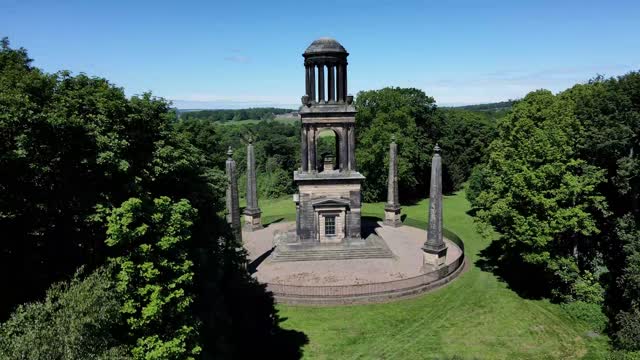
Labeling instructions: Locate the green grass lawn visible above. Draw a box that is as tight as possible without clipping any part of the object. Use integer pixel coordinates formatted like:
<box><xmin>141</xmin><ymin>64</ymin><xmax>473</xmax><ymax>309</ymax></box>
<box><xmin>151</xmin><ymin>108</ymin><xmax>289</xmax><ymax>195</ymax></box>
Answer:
<box><xmin>259</xmin><ymin>191</ymin><xmax>611</xmax><ymax>359</ymax></box>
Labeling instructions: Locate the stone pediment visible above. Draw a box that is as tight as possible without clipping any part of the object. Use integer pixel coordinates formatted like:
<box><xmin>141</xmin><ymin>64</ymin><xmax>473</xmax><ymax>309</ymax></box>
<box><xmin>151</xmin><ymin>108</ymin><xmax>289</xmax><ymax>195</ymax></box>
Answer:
<box><xmin>311</xmin><ymin>198</ymin><xmax>351</xmax><ymax>208</ymax></box>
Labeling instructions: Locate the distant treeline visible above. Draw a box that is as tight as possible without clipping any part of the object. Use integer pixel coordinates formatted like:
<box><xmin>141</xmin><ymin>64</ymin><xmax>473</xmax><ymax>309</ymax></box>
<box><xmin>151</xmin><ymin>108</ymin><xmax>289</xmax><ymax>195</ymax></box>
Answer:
<box><xmin>180</xmin><ymin>107</ymin><xmax>295</xmax><ymax>122</ymax></box>
<box><xmin>454</xmin><ymin>100</ymin><xmax>518</xmax><ymax>112</ymax></box>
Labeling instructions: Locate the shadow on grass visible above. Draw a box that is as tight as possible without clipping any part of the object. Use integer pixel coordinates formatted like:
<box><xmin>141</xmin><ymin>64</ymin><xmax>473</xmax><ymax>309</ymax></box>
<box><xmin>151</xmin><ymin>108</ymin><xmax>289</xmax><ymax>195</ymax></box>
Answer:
<box><xmin>206</xmin><ymin>264</ymin><xmax>309</xmax><ymax>359</ymax></box>
<box><xmin>475</xmin><ymin>240</ymin><xmax>548</xmax><ymax>300</ymax></box>
<box><xmin>465</xmin><ymin>208</ymin><xmax>479</xmax><ymax>217</ymax></box>
<box><xmin>268</xmin><ymin>324</ymin><xmax>309</xmax><ymax>359</ymax></box>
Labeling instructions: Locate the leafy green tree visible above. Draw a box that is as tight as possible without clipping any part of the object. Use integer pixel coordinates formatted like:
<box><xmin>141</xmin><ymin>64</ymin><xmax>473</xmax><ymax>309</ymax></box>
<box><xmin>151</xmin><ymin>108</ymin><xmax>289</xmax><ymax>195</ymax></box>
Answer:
<box><xmin>615</xmin><ymin>306</ymin><xmax>640</xmax><ymax>351</ymax></box>
<box><xmin>466</xmin><ymin>164</ymin><xmax>490</xmax><ymax>207</ymax></box>
<box><xmin>0</xmin><ymin>266</ymin><xmax>128</xmax><ymax>359</ymax></box>
<box><xmin>562</xmin><ymin>73</ymin><xmax>640</xmax><ymax>350</ymax></box>
<box><xmin>355</xmin><ymin>87</ymin><xmax>439</xmax><ymax>201</ymax></box>
<box><xmin>439</xmin><ymin>109</ymin><xmax>496</xmax><ymax>190</ymax></box>
<box><xmin>355</xmin><ymin>87</ymin><xmax>495</xmax><ymax>202</ymax></box>
<box><xmin>106</xmin><ymin>197</ymin><xmax>200</xmax><ymax>359</ymax></box>
<box><xmin>475</xmin><ymin>90</ymin><xmax>608</xmax><ymax>301</ymax></box>
<box><xmin>0</xmin><ymin>38</ymin><xmax>297</xmax><ymax>359</ymax></box>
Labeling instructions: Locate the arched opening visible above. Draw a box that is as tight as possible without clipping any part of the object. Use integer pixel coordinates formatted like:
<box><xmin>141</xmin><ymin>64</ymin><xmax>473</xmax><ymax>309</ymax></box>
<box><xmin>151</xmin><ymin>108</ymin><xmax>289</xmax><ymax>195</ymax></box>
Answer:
<box><xmin>316</xmin><ymin>128</ymin><xmax>339</xmax><ymax>172</ymax></box>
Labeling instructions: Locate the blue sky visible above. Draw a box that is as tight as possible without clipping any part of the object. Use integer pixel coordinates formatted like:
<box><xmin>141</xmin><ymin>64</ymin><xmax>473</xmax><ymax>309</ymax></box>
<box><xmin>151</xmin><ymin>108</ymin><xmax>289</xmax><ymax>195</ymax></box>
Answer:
<box><xmin>2</xmin><ymin>0</ymin><xmax>638</xmax><ymax>108</ymax></box>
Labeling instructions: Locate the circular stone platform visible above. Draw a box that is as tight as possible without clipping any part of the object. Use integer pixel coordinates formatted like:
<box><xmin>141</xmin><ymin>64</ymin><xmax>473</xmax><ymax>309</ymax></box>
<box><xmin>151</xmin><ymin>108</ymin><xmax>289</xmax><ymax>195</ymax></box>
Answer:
<box><xmin>243</xmin><ymin>222</ymin><xmax>465</xmax><ymax>305</ymax></box>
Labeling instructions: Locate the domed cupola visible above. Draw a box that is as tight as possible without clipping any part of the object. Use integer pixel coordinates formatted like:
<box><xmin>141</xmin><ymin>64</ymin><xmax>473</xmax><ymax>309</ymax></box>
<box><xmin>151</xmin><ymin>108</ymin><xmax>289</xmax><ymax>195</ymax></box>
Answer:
<box><xmin>302</xmin><ymin>37</ymin><xmax>350</xmax><ymax>106</ymax></box>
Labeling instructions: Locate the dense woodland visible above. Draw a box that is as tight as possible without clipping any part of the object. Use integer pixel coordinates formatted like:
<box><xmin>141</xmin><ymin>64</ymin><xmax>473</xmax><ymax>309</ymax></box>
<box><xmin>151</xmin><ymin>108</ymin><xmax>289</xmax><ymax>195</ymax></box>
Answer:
<box><xmin>0</xmin><ymin>39</ymin><xmax>304</xmax><ymax>359</ymax></box>
<box><xmin>179</xmin><ymin>107</ymin><xmax>294</xmax><ymax>123</ymax></box>
<box><xmin>467</xmin><ymin>75</ymin><xmax>640</xmax><ymax>352</ymax></box>
<box><xmin>1</xmin><ymin>36</ymin><xmax>639</xmax><ymax>358</ymax></box>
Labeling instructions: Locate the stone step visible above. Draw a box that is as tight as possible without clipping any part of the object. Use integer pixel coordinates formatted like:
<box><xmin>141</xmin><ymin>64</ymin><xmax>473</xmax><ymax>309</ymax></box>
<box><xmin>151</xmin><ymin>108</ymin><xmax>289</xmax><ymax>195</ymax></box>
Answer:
<box><xmin>273</xmin><ymin>252</ymin><xmax>392</xmax><ymax>259</ymax></box>
<box><xmin>271</xmin><ymin>247</ymin><xmax>394</xmax><ymax>262</ymax></box>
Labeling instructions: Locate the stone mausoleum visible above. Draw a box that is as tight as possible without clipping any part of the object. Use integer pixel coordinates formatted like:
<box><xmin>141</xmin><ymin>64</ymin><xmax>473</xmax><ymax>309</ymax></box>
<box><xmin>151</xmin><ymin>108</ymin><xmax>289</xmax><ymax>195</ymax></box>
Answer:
<box><xmin>272</xmin><ymin>38</ymin><xmax>392</xmax><ymax>260</ymax></box>
<box><xmin>241</xmin><ymin>38</ymin><xmax>464</xmax><ymax>304</ymax></box>
<box><xmin>295</xmin><ymin>38</ymin><xmax>363</xmax><ymax>243</ymax></box>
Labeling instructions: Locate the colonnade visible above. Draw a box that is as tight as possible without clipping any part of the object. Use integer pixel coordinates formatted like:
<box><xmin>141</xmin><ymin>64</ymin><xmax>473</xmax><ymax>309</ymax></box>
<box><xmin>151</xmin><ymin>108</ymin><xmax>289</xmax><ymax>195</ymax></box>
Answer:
<box><xmin>305</xmin><ymin>62</ymin><xmax>348</xmax><ymax>104</ymax></box>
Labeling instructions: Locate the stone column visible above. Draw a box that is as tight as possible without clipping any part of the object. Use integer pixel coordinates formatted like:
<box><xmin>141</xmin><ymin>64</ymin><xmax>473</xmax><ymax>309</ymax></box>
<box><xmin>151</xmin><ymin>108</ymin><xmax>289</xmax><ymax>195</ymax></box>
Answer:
<box><xmin>339</xmin><ymin>128</ymin><xmax>348</xmax><ymax>171</ymax></box>
<box><xmin>318</xmin><ymin>64</ymin><xmax>325</xmax><ymax>103</ymax></box>
<box><xmin>225</xmin><ymin>147</ymin><xmax>242</xmax><ymax>243</ymax></box>
<box><xmin>343</xmin><ymin>63</ymin><xmax>348</xmax><ymax>100</ymax></box>
<box><xmin>384</xmin><ymin>137</ymin><xmax>402</xmax><ymax>227</ymax></box>
<box><xmin>243</xmin><ymin>138</ymin><xmax>262</xmax><ymax>231</ymax></box>
<box><xmin>422</xmin><ymin>144</ymin><xmax>447</xmax><ymax>267</ymax></box>
<box><xmin>310</xmin><ymin>65</ymin><xmax>316</xmax><ymax>103</ymax></box>
<box><xmin>334</xmin><ymin>131</ymin><xmax>340</xmax><ymax>170</ymax></box>
<box><xmin>348</xmin><ymin>124</ymin><xmax>356</xmax><ymax>171</ymax></box>
<box><xmin>301</xmin><ymin>126</ymin><xmax>308</xmax><ymax>172</ymax></box>
<box><xmin>337</xmin><ymin>64</ymin><xmax>344</xmax><ymax>102</ymax></box>
<box><xmin>308</xmin><ymin>126</ymin><xmax>316</xmax><ymax>172</ymax></box>
<box><xmin>328</xmin><ymin>65</ymin><xmax>335</xmax><ymax>102</ymax></box>
<box><xmin>305</xmin><ymin>65</ymin><xmax>310</xmax><ymax>97</ymax></box>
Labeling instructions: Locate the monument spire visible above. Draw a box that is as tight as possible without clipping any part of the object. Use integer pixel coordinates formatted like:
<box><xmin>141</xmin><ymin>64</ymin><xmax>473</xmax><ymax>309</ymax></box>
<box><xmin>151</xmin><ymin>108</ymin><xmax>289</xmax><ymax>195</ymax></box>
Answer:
<box><xmin>422</xmin><ymin>143</ymin><xmax>447</xmax><ymax>267</ymax></box>
<box><xmin>384</xmin><ymin>136</ymin><xmax>402</xmax><ymax>227</ymax></box>
<box><xmin>226</xmin><ymin>147</ymin><xmax>242</xmax><ymax>243</ymax></box>
<box><xmin>243</xmin><ymin>136</ymin><xmax>262</xmax><ymax>231</ymax></box>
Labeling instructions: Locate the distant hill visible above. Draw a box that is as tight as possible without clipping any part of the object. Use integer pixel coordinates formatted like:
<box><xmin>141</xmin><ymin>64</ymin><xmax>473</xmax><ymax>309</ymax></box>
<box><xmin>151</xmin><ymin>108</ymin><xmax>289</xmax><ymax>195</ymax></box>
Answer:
<box><xmin>451</xmin><ymin>100</ymin><xmax>518</xmax><ymax>112</ymax></box>
<box><xmin>177</xmin><ymin>107</ymin><xmax>296</xmax><ymax>122</ymax></box>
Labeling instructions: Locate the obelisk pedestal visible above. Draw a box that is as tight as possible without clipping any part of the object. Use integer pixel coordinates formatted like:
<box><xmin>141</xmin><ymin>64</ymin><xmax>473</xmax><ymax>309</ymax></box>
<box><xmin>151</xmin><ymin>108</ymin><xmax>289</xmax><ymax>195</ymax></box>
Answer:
<box><xmin>225</xmin><ymin>147</ymin><xmax>242</xmax><ymax>243</ymax></box>
<box><xmin>243</xmin><ymin>138</ymin><xmax>262</xmax><ymax>231</ymax></box>
<box><xmin>384</xmin><ymin>138</ymin><xmax>402</xmax><ymax>227</ymax></box>
<box><xmin>422</xmin><ymin>144</ymin><xmax>447</xmax><ymax>268</ymax></box>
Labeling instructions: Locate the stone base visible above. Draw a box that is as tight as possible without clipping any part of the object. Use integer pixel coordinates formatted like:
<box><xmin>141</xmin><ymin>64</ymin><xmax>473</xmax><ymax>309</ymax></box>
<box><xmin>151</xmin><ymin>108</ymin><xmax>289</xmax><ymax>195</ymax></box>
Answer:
<box><xmin>422</xmin><ymin>246</ymin><xmax>448</xmax><ymax>269</ymax></box>
<box><xmin>271</xmin><ymin>230</ymin><xmax>393</xmax><ymax>262</ymax></box>
<box><xmin>243</xmin><ymin>212</ymin><xmax>263</xmax><ymax>232</ymax></box>
<box><xmin>383</xmin><ymin>205</ymin><xmax>402</xmax><ymax>227</ymax></box>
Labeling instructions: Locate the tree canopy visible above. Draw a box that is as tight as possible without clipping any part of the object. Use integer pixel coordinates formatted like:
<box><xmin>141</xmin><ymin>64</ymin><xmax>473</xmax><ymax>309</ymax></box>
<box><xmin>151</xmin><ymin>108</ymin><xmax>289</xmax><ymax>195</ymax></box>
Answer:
<box><xmin>0</xmin><ymin>38</ymin><xmax>301</xmax><ymax>359</ymax></box>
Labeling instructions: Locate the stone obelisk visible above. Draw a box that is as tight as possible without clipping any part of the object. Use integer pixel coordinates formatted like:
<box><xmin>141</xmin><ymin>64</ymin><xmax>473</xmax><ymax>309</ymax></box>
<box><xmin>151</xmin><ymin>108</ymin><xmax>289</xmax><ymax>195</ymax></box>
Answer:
<box><xmin>422</xmin><ymin>143</ymin><xmax>447</xmax><ymax>267</ymax></box>
<box><xmin>384</xmin><ymin>136</ymin><xmax>402</xmax><ymax>227</ymax></box>
<box><xmin>226</xmin><ymin>147</ymin><xmax>242</xmax><ymax>243</ymax></box>
<box><xmin>243</xmin><ymin>137</ymin><xmax>262</xmax><ymax>231</ymax></box>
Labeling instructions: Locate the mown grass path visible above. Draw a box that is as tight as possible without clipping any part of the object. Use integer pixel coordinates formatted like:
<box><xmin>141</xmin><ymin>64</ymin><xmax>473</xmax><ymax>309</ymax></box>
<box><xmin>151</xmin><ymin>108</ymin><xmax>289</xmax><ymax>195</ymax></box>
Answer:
<box><xmin>260</xmin><ymin>191</ymin><xmax>610</xmax><ymax>359</ymax></box>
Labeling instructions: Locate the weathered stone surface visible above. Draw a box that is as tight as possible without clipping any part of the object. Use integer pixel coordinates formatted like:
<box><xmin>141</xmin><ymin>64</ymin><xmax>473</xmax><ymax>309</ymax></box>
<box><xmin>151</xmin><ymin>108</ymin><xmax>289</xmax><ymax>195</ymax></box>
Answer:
<box><xmin>422</xmin><ymin>144</ymin><xmax>447</xmax><ymax>266</ymax></box>
<box><xmin>225</xmin><ymin>147</ymin><xmax>242</xmax><ymax>243</ymax></box>
<box><xmin>384</xmin><ymin>138</ymin><xmax>402</xmax><ymax>227</ymax></box>
<box><xmin>243</xmin><ymin>138</ymin><xmax>262</xmax><ymax>231</ymax></box>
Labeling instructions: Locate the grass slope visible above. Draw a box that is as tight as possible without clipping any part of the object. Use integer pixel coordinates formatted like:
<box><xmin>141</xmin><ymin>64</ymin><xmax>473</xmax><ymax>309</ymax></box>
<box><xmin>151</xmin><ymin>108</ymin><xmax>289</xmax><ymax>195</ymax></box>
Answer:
<box><xmin>260</xmin><ymin>191</ymin><xmax>610</xmax><ymax>359</ymax></box>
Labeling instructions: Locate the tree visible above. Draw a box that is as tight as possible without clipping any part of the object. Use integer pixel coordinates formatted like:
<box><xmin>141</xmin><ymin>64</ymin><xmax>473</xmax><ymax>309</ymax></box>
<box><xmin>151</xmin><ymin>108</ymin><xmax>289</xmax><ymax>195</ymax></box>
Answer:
<box><xmin>439</xmin><ymin>109</ymin><xmax>496</xmax><ymax>190</ymax></box>
<box><xmin>475</xmin><ymin>90</ymin><xmax>607</xmax><ymax>301</ymax></box>
<box><xmin>0</xmin><ymin>266</ymin><xmax>128</xmax><ymax>359</ymax></box>
<box><xmin>0</xmin><ymin>39</ymin><xmax>297</xmax><ymax>359</ymax></box>
<box><xmin>106</xmin><ymin>197</ymin><xmax>200</xmax><ymax>359</ymax></box>
<box><xmin>355</xmin><ymin>87</ymin><xmax>496</xmax><ymax>202</ymax></box>
<box><xmin>355</xmin><ymin>87</ymin><xmax>439</xmax><ymax>202</ymax></box>
<box><xmin>561</xmin><ymin>73</ymin><xmax>640</xmax><ymax>350</ymax></box>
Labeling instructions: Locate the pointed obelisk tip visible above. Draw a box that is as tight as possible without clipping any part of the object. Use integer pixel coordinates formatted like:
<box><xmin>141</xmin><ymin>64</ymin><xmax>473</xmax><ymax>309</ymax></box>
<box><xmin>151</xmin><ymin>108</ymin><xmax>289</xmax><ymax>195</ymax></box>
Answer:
<box><xmin>248</xmin><ymin>135</ymin><xmax>253</xmax><ymax>144</ymax></box>
<box><xmin>227</xmin><ymin>146</ymin><xmax>233</xmax><ymax>158</ymax></box>
<box><xmin>391</xmin><ymin>134</ymin><xmax>396</xmax><ymax>143</ymax></box>
<box><xmin>434</xmin><ymin>143</ymin><xmax>441</xmax><ymax>154</ymax></box>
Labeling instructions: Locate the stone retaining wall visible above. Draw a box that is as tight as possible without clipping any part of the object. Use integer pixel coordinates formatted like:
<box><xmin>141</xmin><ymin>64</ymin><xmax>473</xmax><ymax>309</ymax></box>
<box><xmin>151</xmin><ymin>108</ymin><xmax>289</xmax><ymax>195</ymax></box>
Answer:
<box><xmin>267</xmin><ymin>227</ymin><xmax>466</xmax><ymax>305</ymax></box>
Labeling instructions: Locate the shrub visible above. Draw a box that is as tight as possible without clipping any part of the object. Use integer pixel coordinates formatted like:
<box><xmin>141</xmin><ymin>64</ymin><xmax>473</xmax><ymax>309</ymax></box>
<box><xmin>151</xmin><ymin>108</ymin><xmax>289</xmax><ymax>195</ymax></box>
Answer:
<box><xmin>608</xmin><ymin>350</ymin><xmax>640</xmax><ymax>360</ymax></box>
<box><xmin>466</xmin><ymin>164</ymin><xmax>489</xmax><ymax>207</ymax></box>
<box><xmin>560</xmin><ymin>301</ymin><xmax>607</xmax><ymax>332</ymax></box>
<box><xmin>0</xmin><ymin>266</ymin><xmax>128</xmax><ymax>359</ymax></box>
<box><xmin>615</xmin><ymin>306</ymin><xmax>640</xmax><ymax>351</ymax></box>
